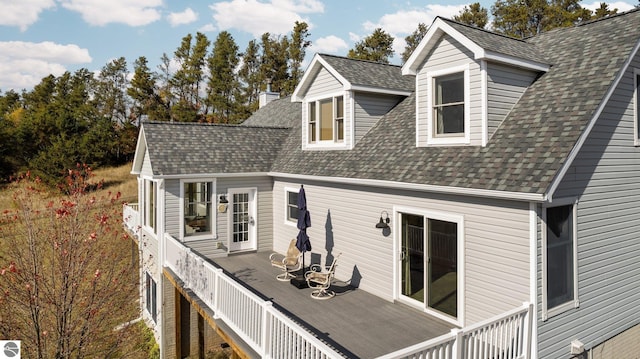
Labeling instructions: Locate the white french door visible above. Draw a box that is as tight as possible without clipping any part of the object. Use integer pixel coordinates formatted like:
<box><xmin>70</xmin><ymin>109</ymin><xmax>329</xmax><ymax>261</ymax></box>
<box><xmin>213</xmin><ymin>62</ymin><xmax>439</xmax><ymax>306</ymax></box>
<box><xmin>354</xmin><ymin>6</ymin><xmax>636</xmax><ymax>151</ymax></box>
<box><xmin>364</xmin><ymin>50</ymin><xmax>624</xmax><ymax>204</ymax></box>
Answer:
<box><xmin>228</xmin><ymin>188</ymin><xmax>257</xmax><ymax>252</ymax></box>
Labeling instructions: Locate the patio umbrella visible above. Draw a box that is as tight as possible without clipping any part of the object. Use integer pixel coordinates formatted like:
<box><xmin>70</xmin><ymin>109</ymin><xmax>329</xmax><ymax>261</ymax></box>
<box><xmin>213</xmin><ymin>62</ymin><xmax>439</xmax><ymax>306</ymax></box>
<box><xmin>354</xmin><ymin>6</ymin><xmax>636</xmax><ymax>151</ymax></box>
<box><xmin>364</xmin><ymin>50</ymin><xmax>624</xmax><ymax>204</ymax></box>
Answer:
<box><xmin>296</xmin><ymin>185</ymin><xmax>312</xmax><ymax>273</ymax></box>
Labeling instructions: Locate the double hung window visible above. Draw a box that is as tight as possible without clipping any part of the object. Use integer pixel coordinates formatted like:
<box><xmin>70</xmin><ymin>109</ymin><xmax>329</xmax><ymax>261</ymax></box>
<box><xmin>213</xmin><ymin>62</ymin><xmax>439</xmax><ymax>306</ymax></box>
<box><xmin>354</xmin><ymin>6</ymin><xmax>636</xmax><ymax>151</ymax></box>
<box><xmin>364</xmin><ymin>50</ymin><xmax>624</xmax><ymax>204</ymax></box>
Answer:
<box><xmin>145</xmin><ymin>272</ymin><xmax>157</xmax><ymax>322</ymax></box>
<box><xmin>308</xmin><ymin>95</ymin><xmax>344</xmax><ymax>143</ymax></box>
<box><xmin>143</xmin><ymin>180</ymin><xmax>157</xmax><ymax>234</ymax></box>
<box><xmin>183</xmin><ymin>182</ymin><xmax>212</xmax><ymax>237</ymax></box>
<box><xmin>433</xmin><ymin>72</ymin><xmax>465</xmax><ymax>137</ymax></box>
<box><xmin>286</xmin><ymin>190</ymin><xmax>299</xmax><ymax>223</ymax></box>
<box><xmin>543</xmin><ymin>202</ymin><xmax>578</xmax><ymax>319</ymax></box>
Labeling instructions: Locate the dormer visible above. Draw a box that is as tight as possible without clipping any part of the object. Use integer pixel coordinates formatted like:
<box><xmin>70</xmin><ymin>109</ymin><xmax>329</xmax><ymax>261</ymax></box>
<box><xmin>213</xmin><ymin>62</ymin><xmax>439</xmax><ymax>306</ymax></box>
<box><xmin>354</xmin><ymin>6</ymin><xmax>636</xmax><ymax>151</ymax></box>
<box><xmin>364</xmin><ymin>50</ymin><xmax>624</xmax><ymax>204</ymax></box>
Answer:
<box><xmin>292</xmin><ymin>54</ymin><xmax>414</xmax><ymax>150</ymax></box>
<box><xmin>402</xmin><ymin>17</ymin><xmax>551</xmax><ymax>147</ymax></box>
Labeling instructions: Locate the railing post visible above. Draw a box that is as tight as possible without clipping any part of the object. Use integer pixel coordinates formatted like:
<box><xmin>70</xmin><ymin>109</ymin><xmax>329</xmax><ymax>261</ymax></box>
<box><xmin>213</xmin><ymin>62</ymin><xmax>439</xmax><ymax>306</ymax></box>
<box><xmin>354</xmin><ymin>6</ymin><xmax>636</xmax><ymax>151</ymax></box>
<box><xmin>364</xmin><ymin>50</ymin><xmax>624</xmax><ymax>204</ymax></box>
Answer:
<box><xmin>523</xmin><ymin>302</ymin><xmax>534</xmax><ymax>359</ymax></box>
<box><xmin>212</xmin><ymin>268</ymin><xmax>223</xmax><ymax>319</ymax></box>
<box><xmin>451</xmin><ymin>328</ymin><xmax>464</xmax><ymax>359</ymax></box>
<box><xmin>261</xmin><ymin>302</ymin><xmax>273</xmax><ymax>359</ymax></box>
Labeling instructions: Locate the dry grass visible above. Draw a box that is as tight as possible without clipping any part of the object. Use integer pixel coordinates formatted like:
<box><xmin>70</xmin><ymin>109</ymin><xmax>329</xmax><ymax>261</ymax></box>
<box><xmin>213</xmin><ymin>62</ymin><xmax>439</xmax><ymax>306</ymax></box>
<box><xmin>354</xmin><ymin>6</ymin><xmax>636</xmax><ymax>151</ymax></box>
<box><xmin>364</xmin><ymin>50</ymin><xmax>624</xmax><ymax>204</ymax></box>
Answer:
<box><xmin>0</xmin><ymin>163</ymin><xmax>137</xmax><ymax>211</ymax></box>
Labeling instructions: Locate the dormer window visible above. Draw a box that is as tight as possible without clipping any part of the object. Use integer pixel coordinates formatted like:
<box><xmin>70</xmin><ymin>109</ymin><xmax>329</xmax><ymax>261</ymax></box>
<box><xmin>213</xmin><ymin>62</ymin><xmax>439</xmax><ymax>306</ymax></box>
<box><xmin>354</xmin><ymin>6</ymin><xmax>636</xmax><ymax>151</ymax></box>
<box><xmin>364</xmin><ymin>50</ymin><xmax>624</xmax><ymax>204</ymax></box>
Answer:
<box><xmin>426</xmin><ymin>65</ymin><xmax>470</xmax><ymax>145</ymax></box>
<box><xmin>308</xmin><ymin>95</ymin><xmax>344</xmax><ymax>144</ymax></box>
<box><xmin>434</xmin><ymin>72</ymin><xmax>464</xmax><ymax>137</ymax></box>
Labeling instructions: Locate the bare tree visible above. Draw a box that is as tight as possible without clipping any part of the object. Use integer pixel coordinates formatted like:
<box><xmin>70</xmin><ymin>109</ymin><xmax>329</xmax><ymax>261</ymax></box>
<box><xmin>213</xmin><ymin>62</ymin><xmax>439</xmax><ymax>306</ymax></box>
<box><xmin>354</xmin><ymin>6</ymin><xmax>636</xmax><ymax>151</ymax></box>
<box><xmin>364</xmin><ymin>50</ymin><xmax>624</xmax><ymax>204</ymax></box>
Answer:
<box><xmin>0</xmin><ymin>165</ymin><xmax>140</xmax><ymax>358</ymax></box>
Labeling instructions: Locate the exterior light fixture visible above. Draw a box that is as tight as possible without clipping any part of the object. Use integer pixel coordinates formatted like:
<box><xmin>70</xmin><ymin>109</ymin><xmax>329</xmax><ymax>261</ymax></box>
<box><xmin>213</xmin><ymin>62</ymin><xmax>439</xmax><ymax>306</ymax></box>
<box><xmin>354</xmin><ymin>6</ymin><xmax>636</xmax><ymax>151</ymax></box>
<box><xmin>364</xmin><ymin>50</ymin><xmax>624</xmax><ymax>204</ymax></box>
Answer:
<box><xmin>376</xmin><ymin>211</ymin><xmax>390</xmax><ymax>229</ymax></box>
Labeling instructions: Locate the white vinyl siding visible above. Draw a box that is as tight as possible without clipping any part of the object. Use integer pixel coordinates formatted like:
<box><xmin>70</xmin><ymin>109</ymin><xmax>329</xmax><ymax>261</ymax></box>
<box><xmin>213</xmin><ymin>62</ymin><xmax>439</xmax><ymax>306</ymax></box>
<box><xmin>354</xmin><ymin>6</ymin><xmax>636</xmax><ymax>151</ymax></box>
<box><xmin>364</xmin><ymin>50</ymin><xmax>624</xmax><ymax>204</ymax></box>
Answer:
<box><xmin>353</xmin><ymin>92</ymin><xmax>404</xmax><ymax>143</ymax></box>
<box><xmin>186</xmin><ymin>176</ymin><xmax>273</xmax><ymax>258</ymax></box>
<box><xmin>416</xmin><ymin>34</ymin><xmax>482</xmax><ymax>147</ymax></box>
<box><xmin>273</xmin><ymin>179</ymin><xmax>530</xmax><ymax>326</ymax></box>
<box><xmin>301</xmin><ymin>67</ymin><xmax>353</xmax><ymax>150</ymax></box>
<box><xmin>486</xmin><ymin>63</ymin><xmax>538</xmax><ymax>139</ymax></box>
<box><xmin>537</xmin><ymin>53</ymin><xmax>640</xmax><ymax>358</ymax></box>
<box><xmin>140</xmin><ymin>149</ymin><xmax>153</xmax><ymax>176</ymax></box>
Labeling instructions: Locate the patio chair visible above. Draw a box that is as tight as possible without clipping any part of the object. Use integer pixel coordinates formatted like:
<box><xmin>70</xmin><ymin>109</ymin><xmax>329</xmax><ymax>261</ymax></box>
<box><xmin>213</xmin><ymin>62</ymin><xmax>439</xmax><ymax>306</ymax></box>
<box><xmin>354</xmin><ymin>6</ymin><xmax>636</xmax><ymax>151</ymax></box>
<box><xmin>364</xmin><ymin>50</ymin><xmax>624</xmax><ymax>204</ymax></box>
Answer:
<box><xmin>269</xmin><ymin>239</ymin><xmax>302</xmax><ymax>281</ymax></box>
<box><xmin>305</xmin><ymin>253</ymin><xmax>341</xmax><ymax>300</ymax></box>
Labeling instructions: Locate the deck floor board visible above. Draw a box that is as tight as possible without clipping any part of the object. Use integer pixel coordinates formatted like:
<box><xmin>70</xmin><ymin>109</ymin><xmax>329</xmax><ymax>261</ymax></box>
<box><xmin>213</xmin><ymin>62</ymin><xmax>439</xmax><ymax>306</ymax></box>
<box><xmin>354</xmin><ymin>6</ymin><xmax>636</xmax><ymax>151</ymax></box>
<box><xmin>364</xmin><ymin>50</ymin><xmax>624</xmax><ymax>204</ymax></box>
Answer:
<box><xmin>209</xmin><ymin>251</ymin><xmax>454</xmax><ymax>358</ymax></box>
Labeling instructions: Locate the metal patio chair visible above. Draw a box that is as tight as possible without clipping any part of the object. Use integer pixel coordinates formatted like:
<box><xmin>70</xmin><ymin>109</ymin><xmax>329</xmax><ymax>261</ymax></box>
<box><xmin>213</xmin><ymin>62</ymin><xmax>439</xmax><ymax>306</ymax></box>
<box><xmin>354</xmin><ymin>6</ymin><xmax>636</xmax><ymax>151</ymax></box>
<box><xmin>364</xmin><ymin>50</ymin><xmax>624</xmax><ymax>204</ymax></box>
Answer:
<box><xmin>270</xmin><ymin>239</ymin><xmax>302</xmax><ymax>281</ymax></box>
<box><xmin>305</xmin><ymin>253</ymin><xmax>341</xmax><ymax>300</ymax></box>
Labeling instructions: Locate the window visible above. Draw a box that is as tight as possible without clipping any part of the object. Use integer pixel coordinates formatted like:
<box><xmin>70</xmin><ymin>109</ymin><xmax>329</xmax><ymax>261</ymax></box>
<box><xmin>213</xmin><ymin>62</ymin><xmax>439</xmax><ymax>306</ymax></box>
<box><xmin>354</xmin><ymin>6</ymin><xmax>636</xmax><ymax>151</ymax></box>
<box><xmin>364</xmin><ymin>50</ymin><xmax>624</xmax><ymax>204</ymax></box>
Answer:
<box><xmin>543</xmin><ymin>202</ymin><xmax>578</xmax><ymax>319</ymax></box>
<box><xmin>286</xmin><ymin>190</ymin><xmax>299</xmax><ymax>222</ymax></box>
<box><xmin>183</xmin><ymin>182</ymin><xmax>212</xmax><ymax>237</ymax></box>
<box><xmin>424</xmin><ymin>65</ymin><xmax>470</xmax><ymax>146</ymax></box>
<box><xmin>433</xmin><ymin>72</ymin><xmax>464</xmax><ymax>137</ymax></box>
<box><xmin>145</xmin><ymin>272</ymin><xmax>157</xmax><ymax>322</ymax></box>
<box><xmin>143</xmin><ymin>180</ymin><xmax>157</xmax><ymax>234</ymax></box>
<box><xmin>308</xmin><ymin>95</ymin><xmax>344</xmax><ymax>143</ymax></box>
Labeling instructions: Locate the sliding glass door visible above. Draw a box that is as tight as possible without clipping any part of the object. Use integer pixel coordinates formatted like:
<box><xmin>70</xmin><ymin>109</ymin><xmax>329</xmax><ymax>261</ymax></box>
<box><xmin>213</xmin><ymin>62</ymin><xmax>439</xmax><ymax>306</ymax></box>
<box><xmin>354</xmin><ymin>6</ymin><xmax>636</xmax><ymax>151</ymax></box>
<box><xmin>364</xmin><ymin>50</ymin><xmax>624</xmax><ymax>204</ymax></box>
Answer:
<box><xmin>400</xmin><ymin>212</ymin><xmax>458</xmax><ymax>319</ymax></box>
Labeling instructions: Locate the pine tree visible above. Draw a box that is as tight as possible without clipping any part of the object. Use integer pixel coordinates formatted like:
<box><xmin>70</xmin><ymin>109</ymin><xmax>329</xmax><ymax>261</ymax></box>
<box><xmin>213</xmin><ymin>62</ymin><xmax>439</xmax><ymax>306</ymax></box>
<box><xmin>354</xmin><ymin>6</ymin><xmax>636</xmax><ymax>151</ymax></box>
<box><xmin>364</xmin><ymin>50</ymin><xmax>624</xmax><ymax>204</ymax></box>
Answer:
<box><xmin>347</xmin><ymin>28</ymin><xmax>395</xmax><ymax>64</ymax></box>
<box><xmin>492</xmin><ymin>0</ymin><xmax>590</xmax><ymax>38</ymax></box>
<box><xmin>206</xmin><ymin>31</ymin><xmax>240</xmax><ymax>124</ymax></box>
<box><xmin>454</xmin><ymin>3</ymin><xmax>489</xmax><ymax>28</ymax></box>
<box><xmin>286</xmin><ymin>21</ymin><xmax>311</xmax><ymax>95</ymax></box>
<box><xmin>402</xmin><ymin>23</ymin><xmax>428</xmax><ymax>64</ymax></box>
<box><xmin>238</xmin><ymin>40</ymin><xmax>262</xmax><ymax>115</ymax></box>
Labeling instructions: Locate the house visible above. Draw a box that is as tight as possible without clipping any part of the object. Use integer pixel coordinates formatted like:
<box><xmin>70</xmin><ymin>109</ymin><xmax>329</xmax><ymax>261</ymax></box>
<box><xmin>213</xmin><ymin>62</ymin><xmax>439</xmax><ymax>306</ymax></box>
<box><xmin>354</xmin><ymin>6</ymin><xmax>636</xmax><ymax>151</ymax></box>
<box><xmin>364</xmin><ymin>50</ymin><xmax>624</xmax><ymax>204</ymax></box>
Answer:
<box><xmin>123</xmin><ymin>9</ymin><xmax>640</xmax><ymax>358</ymax></box>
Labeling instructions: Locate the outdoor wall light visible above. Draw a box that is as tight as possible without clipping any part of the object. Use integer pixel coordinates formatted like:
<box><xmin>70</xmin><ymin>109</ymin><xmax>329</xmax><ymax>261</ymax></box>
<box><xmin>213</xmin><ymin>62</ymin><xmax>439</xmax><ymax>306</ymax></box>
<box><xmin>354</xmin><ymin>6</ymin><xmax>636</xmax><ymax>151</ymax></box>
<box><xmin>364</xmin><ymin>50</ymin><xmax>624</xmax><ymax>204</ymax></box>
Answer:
<box><xmin>376</xmin><ymin>211</ymin><xmax>390</xmax><ymax>229</ymax></box>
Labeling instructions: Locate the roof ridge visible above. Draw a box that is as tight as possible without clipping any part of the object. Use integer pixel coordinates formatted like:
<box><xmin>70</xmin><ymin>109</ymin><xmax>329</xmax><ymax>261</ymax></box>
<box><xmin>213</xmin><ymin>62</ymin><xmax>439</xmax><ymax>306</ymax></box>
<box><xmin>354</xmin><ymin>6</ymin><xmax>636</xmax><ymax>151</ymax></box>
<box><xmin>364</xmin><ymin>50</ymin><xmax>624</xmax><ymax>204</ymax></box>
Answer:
<box><xmin>143</xmin><ymin>121</ymin><xmax>289</xmax><ymax>130</ymax></box>
<box><xmin>436</xmin><ymin>16</ymin><xmax>530</xmax><ymax>43</ymax></box>
<box><xmin>577</xmin><ymin>6</ymin><xmax>640</xmax><ymax>27</ymax></box>
<box><xmin>318</xmin><ymin>53</ymin><xmax>403</xmax><ymax>69</ymax></box>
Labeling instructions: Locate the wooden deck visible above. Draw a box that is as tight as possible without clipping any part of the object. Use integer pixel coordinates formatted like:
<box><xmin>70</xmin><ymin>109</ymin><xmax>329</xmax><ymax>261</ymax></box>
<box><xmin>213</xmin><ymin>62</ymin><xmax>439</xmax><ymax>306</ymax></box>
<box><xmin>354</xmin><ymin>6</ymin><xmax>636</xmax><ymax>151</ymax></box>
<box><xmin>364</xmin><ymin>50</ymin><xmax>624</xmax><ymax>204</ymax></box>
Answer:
<box><xmin>209</xmin><ymin>251</ymin><xmax>453</xmax><ymax>359</ymax></box>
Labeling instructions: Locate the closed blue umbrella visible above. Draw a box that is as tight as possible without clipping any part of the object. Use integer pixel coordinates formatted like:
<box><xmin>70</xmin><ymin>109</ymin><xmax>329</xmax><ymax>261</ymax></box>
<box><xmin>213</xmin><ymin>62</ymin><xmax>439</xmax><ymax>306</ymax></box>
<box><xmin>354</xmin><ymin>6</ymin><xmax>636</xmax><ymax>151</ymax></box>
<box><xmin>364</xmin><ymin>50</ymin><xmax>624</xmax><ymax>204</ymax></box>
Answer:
<box><xmin>296</xmin><ymin>185</ymin><xmax>311</xmax><ymax>271</ymax></box>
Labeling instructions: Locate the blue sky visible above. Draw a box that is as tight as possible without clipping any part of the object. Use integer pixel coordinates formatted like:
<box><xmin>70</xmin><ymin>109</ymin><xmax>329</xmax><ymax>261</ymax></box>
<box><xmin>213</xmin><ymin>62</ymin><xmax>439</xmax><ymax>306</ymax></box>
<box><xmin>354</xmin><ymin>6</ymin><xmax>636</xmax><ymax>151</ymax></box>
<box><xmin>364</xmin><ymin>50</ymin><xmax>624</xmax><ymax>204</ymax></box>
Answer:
<box><xmin>0</xmin><ymin>0</ymin><xmax>636</xmax><ymax>93</ymax></box>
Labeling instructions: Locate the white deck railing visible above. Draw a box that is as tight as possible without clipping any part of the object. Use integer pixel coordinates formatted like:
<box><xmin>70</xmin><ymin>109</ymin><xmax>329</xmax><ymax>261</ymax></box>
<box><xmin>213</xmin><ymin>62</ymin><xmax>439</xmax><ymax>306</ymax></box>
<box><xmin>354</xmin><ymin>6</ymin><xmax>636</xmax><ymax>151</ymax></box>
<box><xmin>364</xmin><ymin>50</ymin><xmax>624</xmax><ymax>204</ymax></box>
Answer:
<box><xmin>164</xmin><ymin>233</ymin><xmax>343</xmax><ymax>359</ymax></box>
<box><xmin>123</xmin><ymin>203</ymin><xmax>140</xmax><ymax>233</ymax></box>
<box><xmin>377</xmin><ymin>302</ymin><xmax>533</xmax><ymax>359</ymax></box>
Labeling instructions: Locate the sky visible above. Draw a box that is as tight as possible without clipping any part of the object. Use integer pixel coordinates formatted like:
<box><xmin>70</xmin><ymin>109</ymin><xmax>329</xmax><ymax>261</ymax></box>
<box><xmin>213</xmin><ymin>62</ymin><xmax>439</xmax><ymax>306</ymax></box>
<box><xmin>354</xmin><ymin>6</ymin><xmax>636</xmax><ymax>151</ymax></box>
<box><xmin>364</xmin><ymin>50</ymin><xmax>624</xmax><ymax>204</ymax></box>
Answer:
<box><xmin>0</xmin><ymin>0</ymin><xmax>637</xmax><ymax>93</ymax></box>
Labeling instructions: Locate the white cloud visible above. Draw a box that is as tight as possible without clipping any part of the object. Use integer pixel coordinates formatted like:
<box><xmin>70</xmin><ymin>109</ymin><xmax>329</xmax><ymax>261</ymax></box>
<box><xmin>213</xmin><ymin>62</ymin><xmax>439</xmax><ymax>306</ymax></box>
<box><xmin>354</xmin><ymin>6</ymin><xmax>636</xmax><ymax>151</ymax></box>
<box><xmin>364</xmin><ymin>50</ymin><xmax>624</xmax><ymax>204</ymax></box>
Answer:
<box><xmin>210</xmin><ymin>0</ymin><xmax>324</xmax><ymax>37</ymax></box>
<box><xmin>0</xmin><ymin>41</ymin><xmax>92</xmax><ymax>92</ymax></box>
<box><xmin>582</xmin><ymin>1</ymin><xmax>636</xmax><ymax>12</ymax></box>
<box><xmin>199</xmin><ymin>23</ymin><xmax>217</xmax><ymax>32</ymax></box>
<box><xmin>168</xmin><ymin>7</ymin><xmax>198</xmax><ymax>27</ymax></box>
<box><xmin>358</xmin><ymin>4</ymin><xmax>464</xmax><ymax>62</ymax></box>
<box><xmin>59</xmin><ymin>0</ymin><xmax>163</xmax><ymax>26</ymax></box>
<box><xmin>0</xmin><ymin>0</ymin><xmax>55</xmax><ymax>31</ymax></box>
<box><xmin>312</xmin><ymin>35</ymin><xmax>348</xmax><ymax>54</ymax></box>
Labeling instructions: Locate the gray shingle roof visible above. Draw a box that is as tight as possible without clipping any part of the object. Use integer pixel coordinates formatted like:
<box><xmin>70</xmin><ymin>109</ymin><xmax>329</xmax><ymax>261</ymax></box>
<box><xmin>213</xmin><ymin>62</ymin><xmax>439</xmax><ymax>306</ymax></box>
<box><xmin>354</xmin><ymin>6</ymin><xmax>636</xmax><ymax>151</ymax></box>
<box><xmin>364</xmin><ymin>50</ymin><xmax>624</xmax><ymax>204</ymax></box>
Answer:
<box><xmin>439</xmin><ymin>17</ymin><xmax>550</xmax><ymax>65</ymax></box>
<box><xmin>319</xmin><ymin>54</ymin><xmax>415</xmax><ymax>92</ymax></box>
<box><xmin>142</xmin><ymin>122</ymin><xmax>290</xmax><ymax>176</ymax></box>
<box><xmin>271</xmin><ymin>10</ymin><xmax>640</xmax><ymax>195</ymax></box>
<box><xmin>141</xmin><ymin>9</ymin><xmax>640</xmax><ymax>196</ymax></box>
<box><xmin>241</xmin><ymin>96</ymin><xmax>300</xmax><ymax>128</ymax></box>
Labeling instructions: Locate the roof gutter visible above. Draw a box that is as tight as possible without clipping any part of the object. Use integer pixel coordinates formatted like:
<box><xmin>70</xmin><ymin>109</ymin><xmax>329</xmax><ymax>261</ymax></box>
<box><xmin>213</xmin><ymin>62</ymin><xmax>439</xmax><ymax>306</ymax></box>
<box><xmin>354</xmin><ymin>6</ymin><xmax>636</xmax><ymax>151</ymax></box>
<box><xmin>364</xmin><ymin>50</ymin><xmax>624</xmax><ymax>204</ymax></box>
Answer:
<box><xmin>151</xmin><ymin>172</ymin><xmax>271</xmax><ymax>180</ymax></box>
<box><xmin>269</xmin><ymin>172</ymin><xmax>547</xmax><ymax>202</ymax></box>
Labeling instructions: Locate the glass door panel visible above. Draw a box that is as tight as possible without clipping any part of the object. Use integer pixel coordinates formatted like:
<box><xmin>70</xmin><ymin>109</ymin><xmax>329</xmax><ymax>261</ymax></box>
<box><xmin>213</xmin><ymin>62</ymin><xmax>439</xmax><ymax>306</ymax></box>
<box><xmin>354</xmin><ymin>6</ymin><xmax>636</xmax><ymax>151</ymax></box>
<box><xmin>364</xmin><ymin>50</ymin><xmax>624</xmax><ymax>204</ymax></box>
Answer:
<box><xmin>228</xmin><ymin>190</ymin><xmax>256</xmax><ymax>252</ymax></box>
<box><xmin>401</xmin><ymin>214</ymin><xmax>425</xmax><ymax>303</ymax></box>
<box><xmin>428</xmin><ymin>219</ymin><xmax>457</xmax><ymax>318</ymax></box>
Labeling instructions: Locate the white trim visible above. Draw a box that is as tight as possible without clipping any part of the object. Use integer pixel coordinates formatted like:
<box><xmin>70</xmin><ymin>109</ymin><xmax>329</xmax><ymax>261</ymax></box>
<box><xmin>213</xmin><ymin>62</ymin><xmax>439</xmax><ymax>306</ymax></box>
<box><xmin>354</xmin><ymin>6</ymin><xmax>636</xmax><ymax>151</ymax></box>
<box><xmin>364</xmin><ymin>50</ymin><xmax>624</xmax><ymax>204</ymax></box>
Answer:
<box><xmin>349</xmin><ymin>91</ymin><xmax>356</xmax><ymax>147</ymax></box>
<box><xmin>541</xmin><ymin>197</ymin><xmax>579</xmax><ymax>321</ymax></box>
<box><xmin>179</xmin><ymin>178</ymin><xmax>217</xmax><ymax>242</ymax></box>
<box><xmin>270</xmin><ymin>172</ymin><xmax>546</xmax><ymax>202</ymax></box>
<box><xmin>130</xmin><ymin>126</ymin><xmax>147</xmax><ymax>175</ymax></box>
<box><xmin>227</xmin><ymin>187</ymin><xmax>258</xmax><ymax>252</ymax></box>
<box><xmin>483</xmin><ymin>51</ymin><xmax>550</xmax><ymax>72</ymax></box>
<box><xmin>481</xmin><ymin>60</ymin><xmax>488</xmax><ymax>147</ymax></box>
<box><xmin>151</xmin><ymin>172</ymin><xmax>270</xmax><ymax>180</ymax></box>
<box><xmin>415</xmin><ymin>75</ymin><xmax>421</xmax><ymax>147</ymax></box>
<box><xmin>283</xmin><ymin>186</ymin><xmax>300</xmax><ymax>227</ymax></box>
<box><xmin>547</xmin><ymin>39</ymin><xmax>640</xmax><ymax>200</ymax></box>
<box><xmin>634</xmin><ymin>68</ymin><xmax>640</xmax><ymax>146</ymax></box>
<box><xmin>349</xmin><ymin>85</ymin><xmax>412</xmax><ymax>96</ymax></box>
<box><xmin>425</xmin><ymin>64</ymin><xmax>471</xmax><ymax>146</ymax></box>
<box><xmin>393</xmin><ymin>205</ymin><xmax>465</xmax><ymax>327</ymax></box>
<box><xmin>292</xmin><ymin>54</ymin><xmax>350</xmax><ymax>102</ymax></box>
<box><xmin>402</xmin><ymin>18</ymin><xmax>550</xmax><ymax>76</ymax></box>
<box><xmin>304</xmin><ymin>91</ymin><xmax>350</xmax><ymax>149</ymax></box>
<box><xmin>529</xmin><ymin>202</ymin><xmax>538</xmax><ymax>356</ymax></box>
